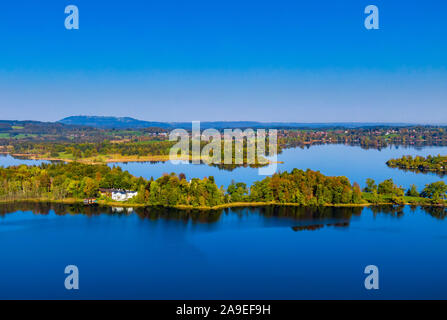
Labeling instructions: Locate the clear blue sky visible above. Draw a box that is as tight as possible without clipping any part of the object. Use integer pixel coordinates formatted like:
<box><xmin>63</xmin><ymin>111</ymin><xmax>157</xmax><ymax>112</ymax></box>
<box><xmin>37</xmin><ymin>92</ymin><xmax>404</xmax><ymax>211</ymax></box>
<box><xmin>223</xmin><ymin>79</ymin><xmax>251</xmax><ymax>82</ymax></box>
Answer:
<box><xmin>0</xmin><ymin>0</ymin><xmax>446</xmax><ymax>123</ymax></box>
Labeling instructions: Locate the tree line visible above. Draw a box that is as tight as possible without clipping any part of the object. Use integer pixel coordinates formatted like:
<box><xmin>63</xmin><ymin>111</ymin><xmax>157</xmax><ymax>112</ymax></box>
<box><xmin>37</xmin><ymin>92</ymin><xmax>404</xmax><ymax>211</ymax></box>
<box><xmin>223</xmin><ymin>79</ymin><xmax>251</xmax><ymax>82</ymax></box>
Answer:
<box><xmin>1</xmin><ymin>162</ymin><xmax>446</xmax><ymax>207</ymax></box>
<box><xmin>280</xmin><ymin>127</ymin><xmax>447</xmax><ymax>149</ymax></box>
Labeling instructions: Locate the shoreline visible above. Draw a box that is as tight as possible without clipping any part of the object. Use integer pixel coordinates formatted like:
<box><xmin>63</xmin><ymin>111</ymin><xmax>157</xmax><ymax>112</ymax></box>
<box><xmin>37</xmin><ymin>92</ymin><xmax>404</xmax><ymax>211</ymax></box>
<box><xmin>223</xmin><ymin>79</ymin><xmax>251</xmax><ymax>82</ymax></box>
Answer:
<box><xmin>3</xmin><ymin>153</ymin><xmax>283</xmax><ymax>166</ymax></box>
<box><xmin>387</xmin><ymin>165</ymin><xmax>446</xmax><ymax>175</ymax></box>
<box><xmin>0</xmin><ymin>198</ymin><xmax>445</xmax><ymax>210</ymax></box>
<box><xmin>5</xmin><ymin>153</ymin><xmax>178</xmax><ymax>164</ymax></box>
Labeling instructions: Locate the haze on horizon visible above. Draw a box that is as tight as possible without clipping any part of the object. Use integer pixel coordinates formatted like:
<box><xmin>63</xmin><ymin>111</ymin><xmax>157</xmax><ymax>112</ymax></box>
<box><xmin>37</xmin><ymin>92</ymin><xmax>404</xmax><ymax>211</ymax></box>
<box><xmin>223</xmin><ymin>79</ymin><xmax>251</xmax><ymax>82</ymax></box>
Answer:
<box><xmin>2</xmin><ymin>115</ymin><xmax>446</xmax><ymax>127</ymax></box>
<box><xmin>0</xmin><ymin>0</ymin><xmax>446</xmax><ymax>123</ymax></box>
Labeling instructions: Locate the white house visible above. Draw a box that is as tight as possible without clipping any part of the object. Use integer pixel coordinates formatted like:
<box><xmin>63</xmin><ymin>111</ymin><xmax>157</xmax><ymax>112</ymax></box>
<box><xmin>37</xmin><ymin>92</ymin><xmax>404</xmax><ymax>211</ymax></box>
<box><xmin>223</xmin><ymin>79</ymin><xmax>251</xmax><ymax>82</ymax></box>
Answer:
<box><xmin>111</xmin><ymin>190</ymin><xmax>138</xmax><ymax>201</ymax></box>
<box><xmin>99</xmin><ymin>188</ymin><xmax>138</xmax><ymax>202</ymax></box>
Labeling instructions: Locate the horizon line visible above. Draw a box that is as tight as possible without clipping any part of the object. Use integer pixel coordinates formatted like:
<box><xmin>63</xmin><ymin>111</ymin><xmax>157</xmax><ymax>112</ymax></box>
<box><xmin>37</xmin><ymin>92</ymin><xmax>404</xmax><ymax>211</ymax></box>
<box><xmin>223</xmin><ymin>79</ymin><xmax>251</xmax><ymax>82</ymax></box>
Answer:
<box><xmin>1</xmin><ymin>116</ymin><xmax>447</xmax><ymax>126</ymax></box>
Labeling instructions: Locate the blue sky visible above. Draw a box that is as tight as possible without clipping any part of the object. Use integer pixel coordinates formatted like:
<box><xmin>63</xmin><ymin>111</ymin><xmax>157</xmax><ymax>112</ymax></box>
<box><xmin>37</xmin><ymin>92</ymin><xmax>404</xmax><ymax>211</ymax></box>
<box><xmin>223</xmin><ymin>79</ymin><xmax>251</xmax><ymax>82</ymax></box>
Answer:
<box><xmin>0</xmin><ymin>0</ymin><xmax>446</xmax><ymax>122</ymax></box>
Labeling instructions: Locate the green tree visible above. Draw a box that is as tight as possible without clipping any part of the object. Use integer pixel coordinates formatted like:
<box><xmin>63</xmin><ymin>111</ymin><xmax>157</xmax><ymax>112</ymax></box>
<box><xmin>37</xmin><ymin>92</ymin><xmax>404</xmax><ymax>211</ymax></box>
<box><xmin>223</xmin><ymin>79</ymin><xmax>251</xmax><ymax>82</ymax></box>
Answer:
<box><xmin>227</xmin><ymin>181</ymin><xmax>249</xmax><ymax>202</ymax></box>
<box><xmin>352</xmin><ymin>182</ymin><xmax>363</xmax><ymax>203</ymax></box>
<box><xmin>406</xmin><ymin>184</ymin><xmax>419</xmax><ymax>197</ymax></box>
<box><xmin>82</xmin><ymin>177</ymin><xmax>99</xmax><ymax>198</ymax></box>
<box><xmin>363</xmin><ymin>178</ymin><xmax>377</xmax><ymax>193</ymax></box>
<box><xmin>421</xmin><ymin>181</ymin><xmax>447</xmax><ymax>202</ymax></box>
<box><xmin>378</xmin><ymin>179</ymin><xmax>404</xmax><ymax>196</ymax></box>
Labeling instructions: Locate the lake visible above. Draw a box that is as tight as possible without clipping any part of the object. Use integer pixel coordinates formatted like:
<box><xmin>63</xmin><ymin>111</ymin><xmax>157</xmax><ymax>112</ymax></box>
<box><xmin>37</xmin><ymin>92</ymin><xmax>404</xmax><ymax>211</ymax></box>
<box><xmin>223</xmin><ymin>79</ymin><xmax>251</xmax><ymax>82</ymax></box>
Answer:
<box><xmin>0</xmin><ymin>202</ymin><xmax>446</xmax><ymax>299</ymax></box>
<box><xmin>3</xmin><ymin>144</ymin><xmax>445</xmax><ymax>191</ymax></box>
<box><xmin>1</xmin><ymin>145</ymin><xmax>447</xmax><ymax>299</ymax></box>
<box><xmin>115</xmin><ymin>144</ymin><xmax>447</xmax><ymax>191</ymax></box>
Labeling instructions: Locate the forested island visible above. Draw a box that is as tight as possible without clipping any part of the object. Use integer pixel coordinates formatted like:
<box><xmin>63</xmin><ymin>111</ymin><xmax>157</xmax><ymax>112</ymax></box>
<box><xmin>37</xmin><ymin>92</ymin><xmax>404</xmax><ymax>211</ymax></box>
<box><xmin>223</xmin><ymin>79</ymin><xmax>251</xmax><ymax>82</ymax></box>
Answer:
<box><xmin>1</xmin><ymin>162</ymin><xmax>446</xmax><ymax>209</ymax></box>
<box><xmin>386</xmin><ymin>154</ymin><xmax>447</xmax><ymax>175</ymax></box>
<box><xmin>1</xmin><ymin>139</ymin><xmax>276</xmax><ymax>169</ymax></box>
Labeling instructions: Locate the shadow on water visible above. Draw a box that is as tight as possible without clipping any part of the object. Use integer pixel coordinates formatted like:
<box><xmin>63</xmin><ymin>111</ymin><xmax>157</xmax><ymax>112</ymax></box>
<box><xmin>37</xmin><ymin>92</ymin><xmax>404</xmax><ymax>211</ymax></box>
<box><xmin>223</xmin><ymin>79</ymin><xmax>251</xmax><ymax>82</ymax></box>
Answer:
<box><xmin>1</xmin><ymin>202</ymin><xmax>446</xmax><ymax>227</ymax></box>
<box><xmin>387</xmin><ymin>165</ymin><xmax>446</xmax><ymax>178</ymax></box>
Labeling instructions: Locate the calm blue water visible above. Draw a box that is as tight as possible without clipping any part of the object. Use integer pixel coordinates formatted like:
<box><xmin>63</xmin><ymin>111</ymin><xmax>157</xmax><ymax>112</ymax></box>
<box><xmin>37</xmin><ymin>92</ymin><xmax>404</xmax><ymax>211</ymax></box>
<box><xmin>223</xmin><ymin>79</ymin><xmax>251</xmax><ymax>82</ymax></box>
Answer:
<box><xmin>2</xmin><ymin>145</ymin><xmax>446</xmax><ymax>191</ymax></box>
<box><xmin>0</xmin><ymin>154</ymin><xmax>49</xmax><ymax>167</ymax></box>
<box><xmin>0</xmin><ymin>203</ymin><xmax>446</xmax><ymax>299</ymax></box>
<box><xmin>1</xmin><ymin>145</ymin><xmax>446</xmax><ymax>299</ymax></box>
<box><xmin>113</xmin><ymin>144</ymin><xmax>447</xmax><ymax>191</ymax></box>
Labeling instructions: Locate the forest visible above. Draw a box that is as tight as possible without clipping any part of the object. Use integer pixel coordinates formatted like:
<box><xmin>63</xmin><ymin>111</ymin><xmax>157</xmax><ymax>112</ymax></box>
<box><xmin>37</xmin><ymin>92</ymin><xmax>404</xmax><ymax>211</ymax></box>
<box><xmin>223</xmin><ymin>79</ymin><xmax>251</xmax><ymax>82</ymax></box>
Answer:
<box><xmin>2</xmin><ymin>137</ymin><xmax>277</xmax><ymax>170</ymax></box>
<box><xmin>6</xmin><ymin>140</ymin><xmax>175</xmax><ymax>159</ymax></box>
<box><xmin>386</xmin><ymin>154</ymin><xmax>447</xmax><ymax>174</ymax></box>
<box><xmin>0</xmin><ymin>162</ymin><xmax>446</xmax><ymax>208</ymax></box>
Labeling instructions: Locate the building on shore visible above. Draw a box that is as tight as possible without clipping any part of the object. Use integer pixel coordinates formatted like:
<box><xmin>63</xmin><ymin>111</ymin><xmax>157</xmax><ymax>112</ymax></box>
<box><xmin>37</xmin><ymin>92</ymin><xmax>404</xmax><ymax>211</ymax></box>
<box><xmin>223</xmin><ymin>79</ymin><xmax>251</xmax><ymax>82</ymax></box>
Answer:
<box><xmin>99</xmin><ymin>188</ymin><xmax>138</xmax><ymax>201</ymax></box>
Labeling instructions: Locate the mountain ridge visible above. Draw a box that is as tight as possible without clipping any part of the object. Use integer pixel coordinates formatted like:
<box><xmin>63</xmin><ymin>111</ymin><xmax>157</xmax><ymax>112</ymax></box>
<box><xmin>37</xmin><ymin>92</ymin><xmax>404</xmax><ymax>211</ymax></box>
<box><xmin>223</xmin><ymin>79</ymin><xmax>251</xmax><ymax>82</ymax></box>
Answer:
<box><xmin>58</xmin><ymin>115</ymin><xmax>417</xmax><ymax>130</ymax></box>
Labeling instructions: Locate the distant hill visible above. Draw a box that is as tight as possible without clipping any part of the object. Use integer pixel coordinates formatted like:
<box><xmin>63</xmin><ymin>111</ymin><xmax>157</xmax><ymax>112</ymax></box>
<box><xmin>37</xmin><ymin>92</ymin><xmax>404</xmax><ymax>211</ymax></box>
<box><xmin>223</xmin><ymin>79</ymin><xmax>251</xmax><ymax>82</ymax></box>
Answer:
<box><xmin>59</xmin><ymin>116</ymin><xmax>171</xmax><ymax>129</ymax></box>
<box><xmin>59</xmin><ymin>116</ymin><xmax>268</xmax><ymax>129</ymax></box>
<box><xmin>59</xmin><ymin>116</ymin><xmax>416</xmax><ymax>130</ymax></box>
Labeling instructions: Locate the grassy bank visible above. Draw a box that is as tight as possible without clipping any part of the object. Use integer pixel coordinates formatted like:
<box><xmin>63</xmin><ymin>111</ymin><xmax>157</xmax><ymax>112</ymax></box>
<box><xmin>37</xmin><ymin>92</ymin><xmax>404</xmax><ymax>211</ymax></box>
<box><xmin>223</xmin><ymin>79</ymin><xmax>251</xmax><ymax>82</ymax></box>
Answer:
<box><xmin>8</xmin><ymin>153</ymin><xmax>282</xmax><ymax>166</ymax></box>
<box><xmin>9</xmin><ymin>153</ymin><xmax>178</xmax><ymax>164</ymax></box>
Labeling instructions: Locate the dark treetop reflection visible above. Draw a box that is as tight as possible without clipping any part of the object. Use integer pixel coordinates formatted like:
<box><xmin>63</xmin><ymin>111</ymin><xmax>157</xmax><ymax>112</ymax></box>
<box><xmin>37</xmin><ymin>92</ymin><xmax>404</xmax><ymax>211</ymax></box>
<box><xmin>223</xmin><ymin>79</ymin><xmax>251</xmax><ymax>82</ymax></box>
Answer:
<box><xmin>1</xmin><ymin>201</ymin><xmax>446</xmax><ymax>226</ymax></box>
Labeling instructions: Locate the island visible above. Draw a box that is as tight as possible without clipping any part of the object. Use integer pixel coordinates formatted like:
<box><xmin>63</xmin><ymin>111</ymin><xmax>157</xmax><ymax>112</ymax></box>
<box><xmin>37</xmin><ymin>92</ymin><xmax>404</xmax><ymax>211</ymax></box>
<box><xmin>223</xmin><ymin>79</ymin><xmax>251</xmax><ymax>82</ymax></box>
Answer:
<box><xmin>0</xmin><ymin>162</ymin><xmax>446</xmax><ymax>209</ymax></box>
<box><xmin>386</xmin><ymin>154</ymin><xmax>447</xmax><ymax>175</ymax></box>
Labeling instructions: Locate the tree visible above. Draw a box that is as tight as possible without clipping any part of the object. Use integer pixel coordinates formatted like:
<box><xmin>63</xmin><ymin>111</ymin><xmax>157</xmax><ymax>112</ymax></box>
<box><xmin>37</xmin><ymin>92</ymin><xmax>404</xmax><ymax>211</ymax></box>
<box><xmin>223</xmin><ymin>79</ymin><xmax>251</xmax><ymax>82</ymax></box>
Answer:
<box><xmin>406</xmin><ymin>184</ymin><xmax>419</xmax><ymax>197</ymax></box>
<box><xmin>421</xmin><ymin>181</ymin><xmax>447</xmax><ymax>202</ymax></box>
<box><xmin>227</xmin><ymin>182</ymin><xmax>248</xmax><ymax>202</ymax></box>
<box><xmin>378</xmin><ymin>179</ymin><xmax>403</xmax><ymax>196</ymax></box>
<box><xmin>82</xmin><ymin>177</ymin><xmax>99</xmax><ymax>198</ymax></box>
<box><xmin>363</xmin><ymin>178</ymin><xmax>377</xmax><ymax>193</ymax></box>
<box><xmin>352</xmin><ymin>182</ymin><xmax>363</xmax><ymax>203</ymax></box>
<box><xmin>39</xmin><ymin>172</ymin><xmax>51</xmax><ymax>193</ymax></box>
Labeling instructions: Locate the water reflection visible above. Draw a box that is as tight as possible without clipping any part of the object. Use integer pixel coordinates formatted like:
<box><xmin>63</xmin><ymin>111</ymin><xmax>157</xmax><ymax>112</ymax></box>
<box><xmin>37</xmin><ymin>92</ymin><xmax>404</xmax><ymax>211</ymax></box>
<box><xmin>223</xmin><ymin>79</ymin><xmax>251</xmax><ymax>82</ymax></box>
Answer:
<box><xmin>2</xmin><ymin>145</ymin><xmax>447</xmax><ymax>192</ymax></box>
<box><xmin>387</xmin><ymin>166</ymin><xmax>446</xmax><ymax>178</ymax></box>
<box><xmin>1</xmin><ymin>201</ymin><xmax>447</xmax><ymax>299</ymax></box>
<box><xmin>1</xmin><ymin>202</ymin><xmax>445</xmax><ymax>225</ymax></box>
